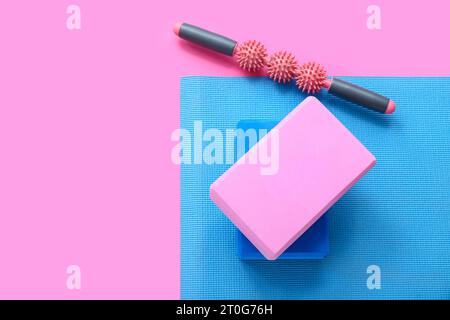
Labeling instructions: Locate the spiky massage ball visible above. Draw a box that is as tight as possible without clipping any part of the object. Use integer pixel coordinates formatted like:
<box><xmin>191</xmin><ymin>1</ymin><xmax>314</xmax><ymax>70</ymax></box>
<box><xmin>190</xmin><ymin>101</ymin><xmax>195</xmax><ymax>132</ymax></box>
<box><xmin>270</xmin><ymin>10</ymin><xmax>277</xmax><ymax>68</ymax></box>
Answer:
<box><xmin>295</xmin><ymin>61</ymin><xmax>327</xmax><ymax>94</ymax></box>
<box><xmin>267</xmin><ymin>51</ymin><xmax>298</xmax><ymax>83</ymax></box>
<box><xmin>235</xmin><ymin>40</ymin><xmax>268</xmax><ymax>72</ymax></box>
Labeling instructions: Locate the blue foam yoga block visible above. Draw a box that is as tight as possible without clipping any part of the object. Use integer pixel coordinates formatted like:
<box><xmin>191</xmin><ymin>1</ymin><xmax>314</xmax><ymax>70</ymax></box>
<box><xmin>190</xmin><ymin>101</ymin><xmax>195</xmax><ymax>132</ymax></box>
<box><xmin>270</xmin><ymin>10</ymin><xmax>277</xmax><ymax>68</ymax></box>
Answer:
<box><xmin>236</xmin><ymin>120</ymin><xmax>329</xmax><ymax>260</ymax></box>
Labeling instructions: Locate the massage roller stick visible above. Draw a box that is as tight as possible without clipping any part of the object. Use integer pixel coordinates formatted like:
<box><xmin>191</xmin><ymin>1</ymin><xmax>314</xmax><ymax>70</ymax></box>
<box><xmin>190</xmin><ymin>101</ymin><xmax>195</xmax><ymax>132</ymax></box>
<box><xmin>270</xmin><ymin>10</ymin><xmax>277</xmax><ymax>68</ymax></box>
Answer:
<box><xmin>173</xmin><ymin>22</ymin><xmax>395</xmax><ymax>114</ymax></box>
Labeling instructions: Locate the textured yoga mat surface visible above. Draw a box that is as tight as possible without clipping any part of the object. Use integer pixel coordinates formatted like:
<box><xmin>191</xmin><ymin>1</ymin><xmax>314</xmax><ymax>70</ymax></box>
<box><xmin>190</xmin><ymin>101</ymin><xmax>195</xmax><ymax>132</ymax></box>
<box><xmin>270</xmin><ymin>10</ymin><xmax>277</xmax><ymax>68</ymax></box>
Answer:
<box><xmin>180</xmin><ymin>76</ymin><xmax>450</xmax><ymax>299</ymax></box>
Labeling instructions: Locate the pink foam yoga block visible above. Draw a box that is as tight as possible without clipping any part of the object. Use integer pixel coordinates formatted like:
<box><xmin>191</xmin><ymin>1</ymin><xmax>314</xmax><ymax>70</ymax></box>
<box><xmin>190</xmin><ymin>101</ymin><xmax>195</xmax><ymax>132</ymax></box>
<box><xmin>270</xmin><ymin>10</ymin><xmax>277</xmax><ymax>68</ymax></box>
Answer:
<box><xmin>210</xmin><ymin>96</ymin><xmax>376</xmax><ymax>260</ymax></box>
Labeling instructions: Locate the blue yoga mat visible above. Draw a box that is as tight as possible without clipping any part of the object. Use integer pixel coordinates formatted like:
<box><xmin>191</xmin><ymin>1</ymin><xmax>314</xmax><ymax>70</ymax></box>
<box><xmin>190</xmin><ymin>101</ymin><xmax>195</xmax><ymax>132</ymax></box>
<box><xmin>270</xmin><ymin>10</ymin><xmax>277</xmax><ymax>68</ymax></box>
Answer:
<box><xmin>180</xmin><ymin>76</ymin><xmax>450</xmax><ymax>299</ymax></box>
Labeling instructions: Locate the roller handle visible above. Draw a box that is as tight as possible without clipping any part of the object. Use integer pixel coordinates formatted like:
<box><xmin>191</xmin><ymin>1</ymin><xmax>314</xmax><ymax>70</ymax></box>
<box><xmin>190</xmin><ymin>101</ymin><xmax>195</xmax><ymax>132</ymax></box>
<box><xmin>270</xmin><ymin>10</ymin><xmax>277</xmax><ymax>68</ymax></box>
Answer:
<box><xmin>328</xmin><ymin>78</ymin><xmax>394</xmax><ymax>114</ymax></box>
<box><xmin>177</xmin><ymin>23</ymin><xmax>237</xmax><ymax>56</ymax></box>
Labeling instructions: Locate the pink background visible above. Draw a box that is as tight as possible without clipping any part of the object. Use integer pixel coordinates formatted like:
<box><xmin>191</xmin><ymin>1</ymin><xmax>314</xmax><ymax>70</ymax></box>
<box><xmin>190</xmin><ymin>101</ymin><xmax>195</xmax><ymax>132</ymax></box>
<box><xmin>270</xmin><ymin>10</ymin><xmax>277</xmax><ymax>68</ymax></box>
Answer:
<box><xmin>0</xmin><ymin>0</ymin><xmax>449</xmax><ymax>299</ymax></box>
